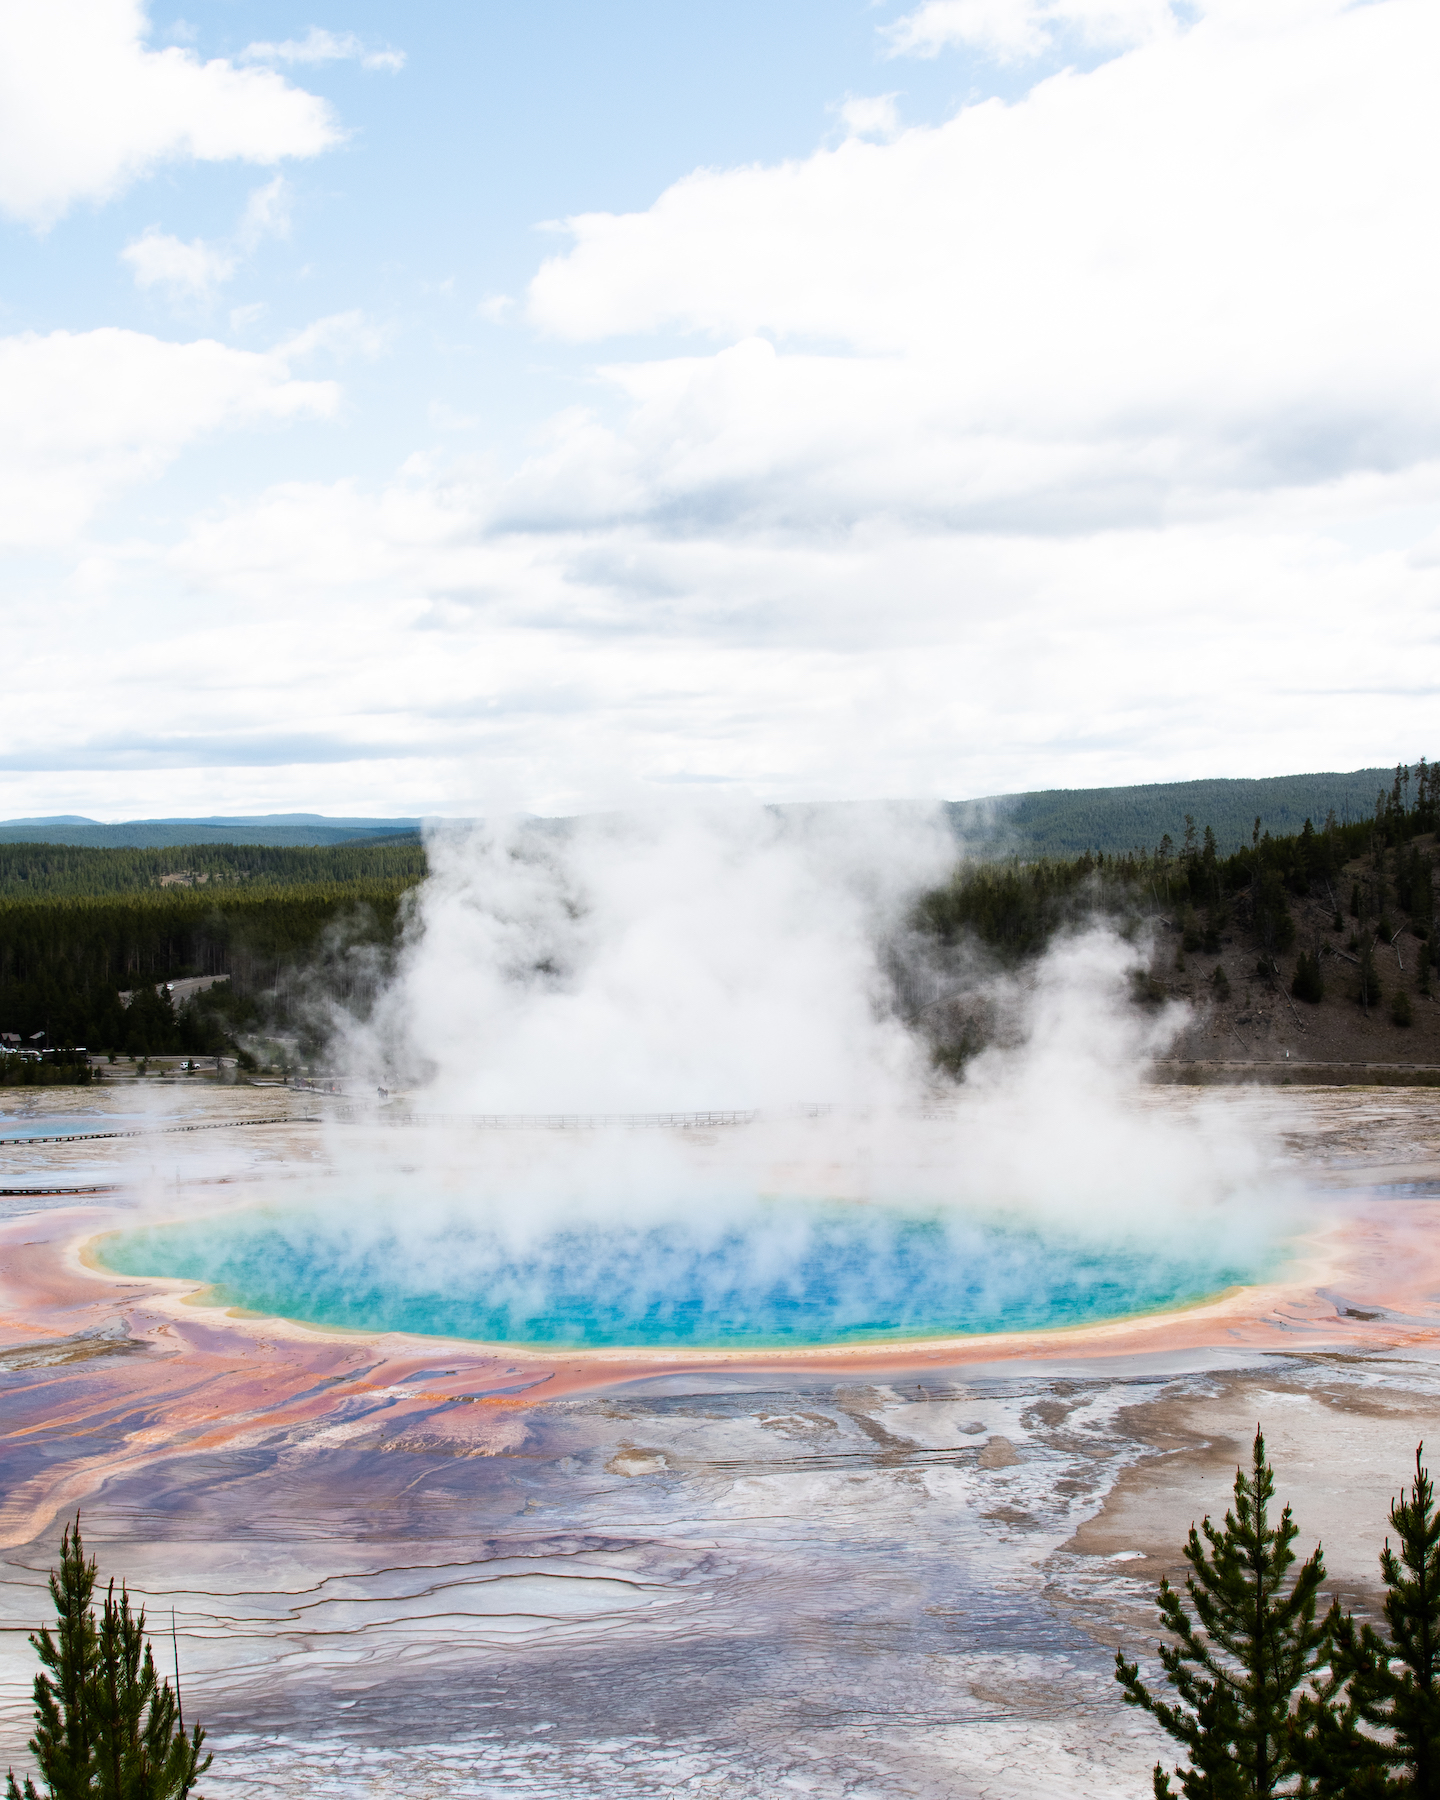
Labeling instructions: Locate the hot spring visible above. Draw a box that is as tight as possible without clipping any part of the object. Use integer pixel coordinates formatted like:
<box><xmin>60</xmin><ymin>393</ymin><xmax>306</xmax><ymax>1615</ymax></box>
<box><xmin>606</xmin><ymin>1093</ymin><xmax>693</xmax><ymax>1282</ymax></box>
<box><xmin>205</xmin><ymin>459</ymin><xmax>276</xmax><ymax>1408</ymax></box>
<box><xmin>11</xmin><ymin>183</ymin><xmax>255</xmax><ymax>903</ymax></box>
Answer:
<box><xmin>94</xmin><ymin>817</ymin><xmax>1293</xmax><ymax>1354</ymax></box>
<box><xmin>96</xmin><ymin>1117</ymin><xmax>1279</xmax><ymax>1350</ymax></box>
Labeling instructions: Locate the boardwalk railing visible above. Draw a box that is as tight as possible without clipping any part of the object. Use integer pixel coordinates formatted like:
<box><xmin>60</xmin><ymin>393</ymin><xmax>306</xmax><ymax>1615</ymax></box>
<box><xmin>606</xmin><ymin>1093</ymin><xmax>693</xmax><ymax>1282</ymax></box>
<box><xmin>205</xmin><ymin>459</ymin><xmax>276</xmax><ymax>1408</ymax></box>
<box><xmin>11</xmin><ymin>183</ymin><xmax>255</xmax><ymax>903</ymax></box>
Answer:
<box><xmin>331</xmin><ymin>1107</ymin><xmax>761</xmax><ymax>1131</ymax></box>
<box><xmin>0</xmin><ymin>1115</ymin><xmax>315</xmax><ymax>1148</ymax></box>
<box><xmin>328</xmin><ymin>1103</ymin><xmax>835</xmax><ymax>1131</ymax></box>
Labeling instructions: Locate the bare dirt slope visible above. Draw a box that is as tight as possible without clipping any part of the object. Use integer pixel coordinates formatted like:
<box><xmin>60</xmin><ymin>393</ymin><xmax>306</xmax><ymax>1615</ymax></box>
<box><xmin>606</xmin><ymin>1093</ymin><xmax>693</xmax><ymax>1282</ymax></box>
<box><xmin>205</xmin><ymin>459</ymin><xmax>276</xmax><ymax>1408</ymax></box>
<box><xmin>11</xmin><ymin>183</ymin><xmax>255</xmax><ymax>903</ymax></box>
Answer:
<box><xmin>1159</xmin><ymin>834</ymin><xmax>1439</xmax><ymax>1069</ymax></box>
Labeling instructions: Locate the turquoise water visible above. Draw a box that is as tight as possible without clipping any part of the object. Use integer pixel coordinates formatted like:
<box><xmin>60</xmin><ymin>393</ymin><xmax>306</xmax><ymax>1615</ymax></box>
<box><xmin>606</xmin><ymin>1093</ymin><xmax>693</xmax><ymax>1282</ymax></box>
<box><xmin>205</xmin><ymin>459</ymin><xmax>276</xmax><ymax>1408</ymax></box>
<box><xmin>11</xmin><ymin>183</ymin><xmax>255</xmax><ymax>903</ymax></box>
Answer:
<box><xmin>0</xmin><ymin>1111</ymin><xmax>152</xmax><ymax>1140</ymax></box>
<box><xmin>99</xmin><ymin>1200</ymin><xmax>1263</xmax><ymax>1349</ymax></box>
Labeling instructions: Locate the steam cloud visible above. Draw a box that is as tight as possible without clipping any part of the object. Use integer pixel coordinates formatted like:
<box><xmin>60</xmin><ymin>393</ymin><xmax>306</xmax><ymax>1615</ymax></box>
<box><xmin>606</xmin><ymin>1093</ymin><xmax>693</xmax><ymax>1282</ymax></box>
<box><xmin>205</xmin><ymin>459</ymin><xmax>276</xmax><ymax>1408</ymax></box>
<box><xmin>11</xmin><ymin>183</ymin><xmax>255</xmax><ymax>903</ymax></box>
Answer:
<box><xmin>347</xmin><ymin>802</ymin><xmax>953</xmax><ymax>1113</ymax></box>
<box><xmin>121</xmin><ymin>805</ymin><xmax>1290</xmax><ymax>1347</ymax></box>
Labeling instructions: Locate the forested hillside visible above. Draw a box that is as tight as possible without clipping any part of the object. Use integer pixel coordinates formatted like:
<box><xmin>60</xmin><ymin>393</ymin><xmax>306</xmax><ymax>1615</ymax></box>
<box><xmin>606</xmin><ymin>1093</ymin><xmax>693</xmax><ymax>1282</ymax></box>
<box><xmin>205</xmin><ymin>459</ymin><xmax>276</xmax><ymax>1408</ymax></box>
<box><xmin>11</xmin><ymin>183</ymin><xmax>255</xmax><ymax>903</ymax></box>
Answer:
<box><xmin>914</xmin><ymin>760</ymin><xmax>1439</xmax><ymax>1071</ymax></box>
<box><xmin>0</xmin><ymin>850</ymin><xmax>420</xmax><ymax>1057</ymax></box>
<box><xmin>0</xmin><ymin>839</ymin><xmax>427</xmax><ymax>898</ymax></box>
<box><xmin>0</xmin><ymin>768</ymin><xmax>1397</xmax><ymax>862</ymax></box>
<box><xmin>945</xmin><ymin>767</ymin><xmax>1394</xmax><ymax>858</ymax></box>
<box><xmin>3</xmin><ymin>762</ymin><xmax>1434</xmax><ymax>1070</ymax></box>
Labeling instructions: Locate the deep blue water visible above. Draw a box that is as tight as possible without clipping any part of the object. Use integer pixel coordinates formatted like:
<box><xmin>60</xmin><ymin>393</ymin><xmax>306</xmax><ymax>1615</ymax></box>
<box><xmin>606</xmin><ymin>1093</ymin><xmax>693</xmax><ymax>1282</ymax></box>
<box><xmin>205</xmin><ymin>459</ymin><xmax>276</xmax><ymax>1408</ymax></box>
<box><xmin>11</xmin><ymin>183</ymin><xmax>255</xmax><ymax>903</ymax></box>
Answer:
<box><xmin>99</xmin><ymin>1200</ymin><xmax>1264</xmax><ymax>1349</ymax></box>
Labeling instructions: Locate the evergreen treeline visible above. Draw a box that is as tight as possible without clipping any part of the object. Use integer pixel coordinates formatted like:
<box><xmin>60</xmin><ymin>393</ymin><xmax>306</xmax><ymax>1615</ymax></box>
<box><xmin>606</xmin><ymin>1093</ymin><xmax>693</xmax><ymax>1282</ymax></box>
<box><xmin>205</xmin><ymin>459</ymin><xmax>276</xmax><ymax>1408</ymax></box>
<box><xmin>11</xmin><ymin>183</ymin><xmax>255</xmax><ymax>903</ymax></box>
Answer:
<box><xmin>0</xmin><ymin>882</ymin><xmax>412</xmax><ymax>1054</ymax></box>
<box><xmin>1117</xmin><ymin>1429</ymin><xmax>1440</xmax><ymax>1798</ymax></box>
<box><xmin>0</xmin><ymin>841</ymin><xmax>427</xmax><ymax>900</ymax></box>
<box><xmin>918</xmin><ymin>759</ymin><xmax>1438</xmax><ymax>965</ymax></box>
<box><xmin>1</xmin><ymin>1050</ymin><xmax>97</xmax><ymax>1088</ymax></box>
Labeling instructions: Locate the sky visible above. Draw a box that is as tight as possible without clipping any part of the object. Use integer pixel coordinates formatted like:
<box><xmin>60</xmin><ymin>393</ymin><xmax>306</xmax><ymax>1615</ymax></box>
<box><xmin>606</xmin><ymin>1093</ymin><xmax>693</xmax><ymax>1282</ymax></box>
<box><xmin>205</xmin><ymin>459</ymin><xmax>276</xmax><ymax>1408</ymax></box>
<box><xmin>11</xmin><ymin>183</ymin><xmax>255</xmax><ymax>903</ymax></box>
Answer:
<box><xmin>1</xmin><ymin>0</ymin><xmax>1437</xmax><ymax>821</ymax></box>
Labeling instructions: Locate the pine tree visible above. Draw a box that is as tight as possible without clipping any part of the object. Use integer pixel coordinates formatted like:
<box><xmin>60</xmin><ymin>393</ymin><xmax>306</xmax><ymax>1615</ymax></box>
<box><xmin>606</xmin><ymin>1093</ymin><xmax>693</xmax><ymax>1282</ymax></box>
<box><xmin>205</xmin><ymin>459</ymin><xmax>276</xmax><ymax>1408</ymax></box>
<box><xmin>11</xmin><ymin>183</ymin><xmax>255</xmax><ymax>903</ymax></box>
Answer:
<box><xmin>1292</xmin><ymin>953</ymin><xmax>1325</xmax><ymax>1005</ymax></box>
<box><xmin>1357</xmin><ymin>941</ymin><xmax>1383</xmax><ymax>1015</ymax></box>
<box><xmin>90</xmin><ymin>1579</ymin><xmax>209</xmax><ymax>1800</ymax></box>
<box><xmin>1116</xmin><ymin>1428</ymin><xmax>1329</xmax><ymax>1798</ymax></box>
<box><xmin>8</xmin><ymin>1520</ymin><xmax>97</xmax><ymax>1800</ymax></box>
<box><xmin>1294</xmin><ymin>1444</ymin><xmax>1440</xmax><ymax>1797</ymax></box>
<box><xmin>5</xmin><ymin>1518</ymin><xmax>210</xmax><ymax>1800</ymax></box>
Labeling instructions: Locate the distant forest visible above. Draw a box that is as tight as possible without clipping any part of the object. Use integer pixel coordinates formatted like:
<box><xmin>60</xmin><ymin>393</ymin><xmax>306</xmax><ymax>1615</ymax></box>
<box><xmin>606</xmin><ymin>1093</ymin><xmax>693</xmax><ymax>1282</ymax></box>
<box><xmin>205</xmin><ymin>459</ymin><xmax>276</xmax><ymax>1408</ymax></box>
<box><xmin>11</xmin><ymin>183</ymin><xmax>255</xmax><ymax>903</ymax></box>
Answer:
<box><xmin>0</xmin><ymin>770</ymin><xmax>1395</xmax><ymax>863</ymax></box>
<box><xmin>0</xmin><ymin>840</ymin><xmax>428</xmax><ymax>899</ymax></box>
<box><xmin>920</xmin><ymin>761</ymin><xmax>1436</xmax><ymax>962</ymax></box>
<box><xmin>945</xmin><ymin>766</ymin><xmax>1395</xmax><ymax>859</ymax></box>
<box><xmin>0</xmin><ymin>817</ymin><xmax>422</xmax><ymax>849</ymax></box>
<box><xmin>0</xmin><ymin>762</ymin><xmax>1432</xmax><ymax>1064</ymax></box>
<box><xmin>0</xmin><ymin>847</ymin><xmax>421</xmax><ymax>1058</ymax></box>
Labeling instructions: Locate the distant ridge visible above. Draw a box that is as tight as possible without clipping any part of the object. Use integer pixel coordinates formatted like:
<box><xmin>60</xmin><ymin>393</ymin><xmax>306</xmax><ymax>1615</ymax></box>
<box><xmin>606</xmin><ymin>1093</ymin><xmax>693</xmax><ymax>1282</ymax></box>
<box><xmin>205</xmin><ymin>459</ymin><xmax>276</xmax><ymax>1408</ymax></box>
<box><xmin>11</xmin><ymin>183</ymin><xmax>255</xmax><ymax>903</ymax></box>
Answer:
<box><xmin>0</xmin><ymin>767</ymin><xmax>1406</xmax><ymax>855</ymax></box>
<box><xmin>945</xmin><ymin>767</ymin><xmax>1398</xmax><ymax>859</ymax></box>
<box><xmin>0</xmin><ymin>813</ymin><xmax>423</xmax><ymax>849</ymax></box>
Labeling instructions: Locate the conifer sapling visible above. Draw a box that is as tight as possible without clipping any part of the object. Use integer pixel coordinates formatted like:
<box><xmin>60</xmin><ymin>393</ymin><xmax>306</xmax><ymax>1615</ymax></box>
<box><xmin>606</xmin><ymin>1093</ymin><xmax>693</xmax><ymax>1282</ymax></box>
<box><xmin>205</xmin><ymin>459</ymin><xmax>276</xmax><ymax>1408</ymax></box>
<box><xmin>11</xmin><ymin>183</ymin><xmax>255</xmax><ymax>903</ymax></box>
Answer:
<box><xmin>1115</xmin><ymin>1427</ymin><xmax>1328</xmax><ymax>1799</ymax></box>
<box><xmin>5</xmin><ymin>1516</ymin><xmax>211</xmax><ymax>1800</ymax></box>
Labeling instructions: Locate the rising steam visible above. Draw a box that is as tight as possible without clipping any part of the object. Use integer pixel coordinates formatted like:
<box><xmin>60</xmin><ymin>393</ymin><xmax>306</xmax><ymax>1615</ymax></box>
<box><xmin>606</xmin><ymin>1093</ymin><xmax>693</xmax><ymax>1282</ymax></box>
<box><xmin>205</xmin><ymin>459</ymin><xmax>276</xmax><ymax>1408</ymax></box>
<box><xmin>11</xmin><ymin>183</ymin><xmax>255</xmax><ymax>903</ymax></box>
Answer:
<box><xmin>342</xmin><ymin>802</ymin><xmax>955</xmax><ymax>1113</ymax></box>
<box><xmin>116</xmin><ymin>804</ymin><xmax>1290</xmax><ymax>1348</ymax></box>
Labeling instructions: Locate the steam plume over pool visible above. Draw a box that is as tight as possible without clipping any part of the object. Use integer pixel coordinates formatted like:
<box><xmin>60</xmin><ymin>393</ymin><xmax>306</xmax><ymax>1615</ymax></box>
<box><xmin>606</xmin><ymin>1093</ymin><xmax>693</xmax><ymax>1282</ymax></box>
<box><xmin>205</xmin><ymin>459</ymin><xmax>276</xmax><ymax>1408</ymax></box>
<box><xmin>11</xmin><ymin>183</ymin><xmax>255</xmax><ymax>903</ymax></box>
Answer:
<box><xmin>110</xmin><ymin>806</ymin><xmax>1293</xmax><ymax>1350</ymax></box>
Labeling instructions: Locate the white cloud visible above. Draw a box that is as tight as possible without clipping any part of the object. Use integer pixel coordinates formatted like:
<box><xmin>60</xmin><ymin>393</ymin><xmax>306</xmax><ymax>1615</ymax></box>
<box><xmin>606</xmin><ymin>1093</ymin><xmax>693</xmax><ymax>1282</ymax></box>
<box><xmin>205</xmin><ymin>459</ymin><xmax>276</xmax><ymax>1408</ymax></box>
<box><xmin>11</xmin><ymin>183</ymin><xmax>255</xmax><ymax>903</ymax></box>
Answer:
<box><xmin>238</xmin><ymin>174</ymin><xmax>293</xmax><ymax>247</ymax></box>
<box><xmin>121</xmin><ymin>227</ymin><xmax>236</xmax><ymax>299</ymax></box>
<box><xmin>0</xmin><ymin>0</ymin><xmax>341</xmax><ymax>226</ymax></box>
<box><xmin>121</xmin><ymin>176</ymin><xmax>291</xmax><ymax>301</ymax></box>
<box><xmin>0</xmin><ymin>328</ymin><xmax>338</xmax><ymax>547</ymax></box>
<box><xmin>5</xmin><ymin>0</ymin><xmax>1439</xmax><ymax>819</ymax></box>
<box><xmin>3</xmin><ymin>426</ymin><xmax>1428</xmax><ymax>819</ymax></box>
<box><xmin>278</xmin><ymin>309</ymin><xmax>387</xmax><ymax>360</ymax></box>
<box><xmin>884</xmin><ymin>0</ymin><xmax>1181</xmax><ymax>60</ymax></box>
<box><xmin>836</xmin><ymin>93</ymin><xmax>902</xmax><ymax>139</ymax></box>
<box><xmin>240</xmin><ymin>27</ymin><xmax>406</xmax><ymax>73</ymax></box>
<box><xmin>527</xmin><ymin>0</ymin><xmax>1440</xmax><ymax>524</ymax></box>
